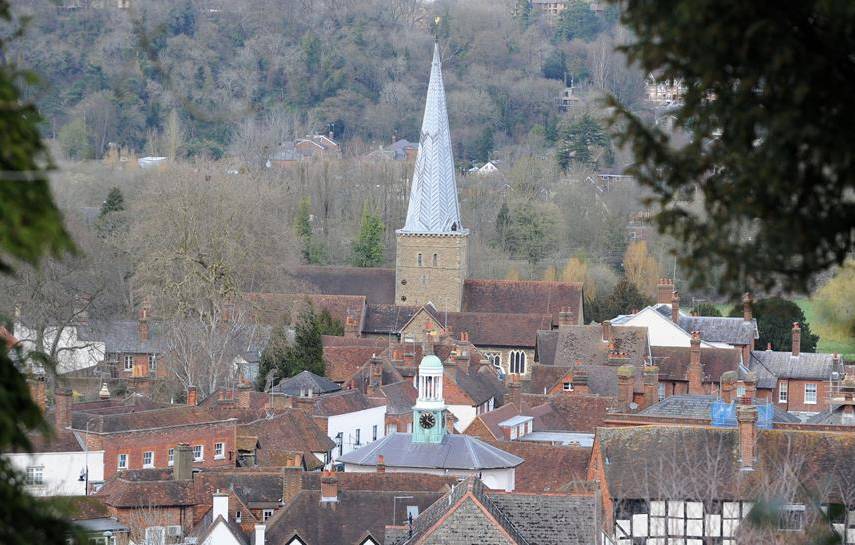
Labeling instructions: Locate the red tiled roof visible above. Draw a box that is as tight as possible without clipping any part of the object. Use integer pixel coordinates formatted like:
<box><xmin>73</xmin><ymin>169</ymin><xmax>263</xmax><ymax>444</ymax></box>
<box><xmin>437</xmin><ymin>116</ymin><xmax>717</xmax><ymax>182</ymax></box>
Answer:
<box><xmin>323</xmin><ymin>346</ymin><xmax>383</xmax><ymax>383</ymax></box>
<box><xmin>464</xmin><ymin>403</ymin><xmax>521</xmax><ymax>440</ymax></box>
<box><xmin>311</xmin><ymin>389</ymin><xmax>380</xmax><ymax>417</ymax></box>
<box><xmin>651</xmin><ymin>345</ymin><xmax>741</xmax><ymax>382</ymax></box>
<box><xmin>443</xmin><ymin>312</ymin><xmax>551</xmax><ymax>348</ymax></box>
<box><xmin>239</xmin><ymin>409</ymin><xmax>335</xmax><ymax>458</ymax></box>
<box><xmin>289</xmin><ymin>266</ymin><xmax>396</xmax><ymax>304</ymax></box>
<box><xmin>530</xmin><ymin>393</ymin><xmax>621</xmax><ymax>433</ymax></box>
<box><xmin>483</xmin><ymin>440</ymin><xmax>590</xmax><ymax>493</ymax></box>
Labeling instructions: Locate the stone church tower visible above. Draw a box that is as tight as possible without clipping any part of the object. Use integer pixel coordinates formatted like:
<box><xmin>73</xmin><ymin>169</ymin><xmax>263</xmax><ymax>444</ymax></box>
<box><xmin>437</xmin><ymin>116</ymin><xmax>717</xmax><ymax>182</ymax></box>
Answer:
<box><xmin>395</xmin><ymin>44</ymin><xmax>468</xmax><ymax>312</ymax></box>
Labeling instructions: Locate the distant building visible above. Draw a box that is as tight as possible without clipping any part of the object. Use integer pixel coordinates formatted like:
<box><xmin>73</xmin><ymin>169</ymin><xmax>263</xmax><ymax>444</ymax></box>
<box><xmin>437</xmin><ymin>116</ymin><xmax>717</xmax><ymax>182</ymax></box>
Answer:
<box><xmin>364</xmin><ymin>138</ymin><xmax>418</xmax><ymax>162</ymax></box>
<box><xmin>268</xmin><ymin>134</ymin><xmax>340</xmax><ymax>168</ymax></box>
<box><xmin>646</xmin><ymin>74</ymin><xmax>686</xmax><ymax>105</ymax></box>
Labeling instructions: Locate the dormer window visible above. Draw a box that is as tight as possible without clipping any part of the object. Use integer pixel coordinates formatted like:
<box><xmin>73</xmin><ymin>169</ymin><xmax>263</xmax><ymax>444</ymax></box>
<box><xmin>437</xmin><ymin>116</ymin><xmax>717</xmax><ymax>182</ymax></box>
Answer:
<box><xmin>563</xmin><ymin>382</ymin><xmax>573</xmax><ymax>391</ymax></box>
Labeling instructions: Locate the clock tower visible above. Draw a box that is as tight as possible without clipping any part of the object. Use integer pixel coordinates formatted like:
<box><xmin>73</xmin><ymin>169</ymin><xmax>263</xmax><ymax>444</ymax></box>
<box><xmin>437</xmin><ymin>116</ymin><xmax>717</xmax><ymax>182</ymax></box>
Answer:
<box><xmin>412</xmin><ymin>350</ymin><xmax>447</xmax><ymax>444</ymax></box>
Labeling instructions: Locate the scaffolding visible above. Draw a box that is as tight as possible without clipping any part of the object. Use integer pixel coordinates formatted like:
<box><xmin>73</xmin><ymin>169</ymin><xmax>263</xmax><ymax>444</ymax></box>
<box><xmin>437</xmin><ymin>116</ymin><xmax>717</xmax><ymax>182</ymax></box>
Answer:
<box><xmin>711</xmin><ymin>400</ymin><xmax>774</xmax><ymax>429</ymax></box>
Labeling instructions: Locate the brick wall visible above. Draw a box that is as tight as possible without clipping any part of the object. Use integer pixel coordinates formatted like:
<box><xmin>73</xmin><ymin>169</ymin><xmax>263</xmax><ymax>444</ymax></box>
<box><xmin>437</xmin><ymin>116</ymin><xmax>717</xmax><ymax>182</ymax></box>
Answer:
<box><xmin>395</xmin><ymin>233</ymin><xmax>468</xmax><ymax>311</ymax></box>
<box><xmin>90</xmin><ymin>421</ymin><xmax>237</xmax><ymax>479</ymax></box>
<box><xmin>773</xmin><ymin>379</ymin><xmax>831</xmax><ymax>412</ymax></box>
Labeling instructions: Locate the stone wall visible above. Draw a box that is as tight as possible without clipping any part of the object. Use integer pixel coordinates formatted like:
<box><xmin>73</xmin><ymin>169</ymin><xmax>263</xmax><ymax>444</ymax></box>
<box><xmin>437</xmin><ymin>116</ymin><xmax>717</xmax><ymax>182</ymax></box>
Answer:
<box><xmin>395</xmin><ymin>233</ymin><xmax>468</xmax><ymax>311</ymax></box>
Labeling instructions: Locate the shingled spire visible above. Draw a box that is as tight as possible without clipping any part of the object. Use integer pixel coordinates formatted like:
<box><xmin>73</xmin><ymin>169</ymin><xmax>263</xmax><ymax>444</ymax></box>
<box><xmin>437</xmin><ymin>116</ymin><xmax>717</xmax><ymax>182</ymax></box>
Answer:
<box><xmin>400</xmin><ymin>43</ymin><xmax>465</xmax><ymax>235</ymax></box>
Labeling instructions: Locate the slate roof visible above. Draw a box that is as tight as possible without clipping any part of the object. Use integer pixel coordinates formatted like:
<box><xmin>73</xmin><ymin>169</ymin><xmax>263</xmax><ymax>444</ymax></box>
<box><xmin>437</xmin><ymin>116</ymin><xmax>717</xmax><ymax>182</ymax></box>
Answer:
<box><xmin>806</xmin><ymin>403</ymin><xmax>855</xmax><ymax>426</ymax></box>
<box><xmin>310</xmin><ymin>389</ymin><xmax>381</xmax><ymax>417</ymax></box>
<box><xmin>462</xmin><ymin>279</ymin><xmax>583</xmax><ymax>321</ymax></box>
<box><xmin>446</xmin><ymin>365</ymin><xmax>502</xmax><ymax>406</ymax></box>
<box><xmin>442</xmin><ymin>312</ymin><xmax>551</xmax><ymax>348</ymax></box>
<box><xmin>77</xmin><ymin>319</ymin><xmax>164</xmax><ymax>354</ymax></box>
<box><xmin>652</xmin><ymin>305</ymin><xmax>758</xmax><ymax>344</ymax></box>
<box><xmin>72</xmin><ymin>405</ymin><xmax>238</xmax><ymax>434</ymax></box>
<box><xmin>96</xmin><ymin>477</ymin><xmax>196</xmax><ymax>507</ymax></box>
<box><xmin>271</xmin><ymin>370</ymin><xmax>342</xmax><ymax>396</ymax></box>
<box><xmin>378</xmin><ymin>381</ymin><xmax>418</xmax><ymax>415</ymax></box>
<box><xmin>596</xmin><ymin>426</ymin><xmax>855</xmax><ymax>502</ymax></box>
<box><xmin>749</xmin><ymin>349</ymin><xmax>843</xmax><ymax>387</ymax></box>
<box><xmin>339</xmin><ymin>432</ymin><xmax>523</xmax><ymax>470</ymax></box>
<box><xmin>265</xmin><ymin>472</ymin><xmax>454</xmax><ymax>545</ymax></box>
<box><xmin>536</xmin><ymin>324</ymin><xmax>649</xmax><ymax>367</ymax></box>
<box><xmin>194</xmin><ymin>471</ymin><xmax>285</xmax><ymax>507</ymax></box>
<box><xmin>637</xmin><ymin>395</ymin><xmax>801</xmax><ymax>423</ymax></box>
<box><xmin>289</xmin><ymin>266</ymin><xmax>397</xmax><ymax>304</ymax></box>
<box><xmin>391</xmin><ymin>477</ymin><xmax>598</xmax><ymax>545</ymax></box>
<box><xmin>650</xmin><ymin>345</ymin><xmax>741</xmax><ymax>382</ymax></box>
<box><xmin>363</xmin><ymin>304</ymin><xmax>420</xmax><ymax>334</ymax></box>
<box><xmin>525</xmin><ymin>364</ymin><xmax>573</xmax><ymax>395</ymax></box>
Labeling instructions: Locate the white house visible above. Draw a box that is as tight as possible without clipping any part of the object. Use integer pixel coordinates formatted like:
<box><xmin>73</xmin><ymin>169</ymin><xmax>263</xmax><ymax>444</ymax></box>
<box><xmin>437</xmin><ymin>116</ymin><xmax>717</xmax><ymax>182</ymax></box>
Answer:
<box><xmin>14</xmin><ymin>321</ymin><xmax>106</xmax><ymax>375</ymax></box>
<box><xmin>195</xmin><ymin>492</ymin><xmax>261</xmax><ymax>545</ymax></box>
<box><xmin>305</xmin><ymin>389</ymin><xmax>386</xmax><ymax>463</ymax></box>
<box><xmin>611</xmin><ymin>307</ymin><xmax>727</xmax><ymax>349</ymax></box>
<box><xmin>8</xmin><ymin>437</ymin><xmax>104</xmax><ymax>496</ymax></box>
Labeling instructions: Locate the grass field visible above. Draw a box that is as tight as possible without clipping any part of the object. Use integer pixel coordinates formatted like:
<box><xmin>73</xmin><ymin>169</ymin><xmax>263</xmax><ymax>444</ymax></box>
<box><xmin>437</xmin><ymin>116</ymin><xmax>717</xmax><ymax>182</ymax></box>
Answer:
<box><xmin>795</xmin><ymin>298</ymin><xmax>855</xmax><ymax>360</ymax></box>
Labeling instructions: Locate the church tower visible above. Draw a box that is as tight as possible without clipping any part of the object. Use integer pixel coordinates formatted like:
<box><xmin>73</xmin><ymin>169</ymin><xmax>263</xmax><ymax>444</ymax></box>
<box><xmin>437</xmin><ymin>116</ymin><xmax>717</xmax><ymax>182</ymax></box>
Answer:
<box><xmin>412</xmin><ymin>349</ymin><xmax>447</xmax><ymax>444</ymax></box>
<box><xmin>395</xmin><ymin>43</ymin><xmax>468</xmax><ymax>312</ymax></box>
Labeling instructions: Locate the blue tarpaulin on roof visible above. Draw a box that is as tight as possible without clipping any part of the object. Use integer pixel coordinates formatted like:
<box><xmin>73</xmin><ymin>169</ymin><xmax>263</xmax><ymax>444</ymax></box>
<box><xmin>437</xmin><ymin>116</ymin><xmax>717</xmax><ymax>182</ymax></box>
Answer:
<box><xmin>711</xmin><ymin>400</ymin><xmax>774</xmax><ymax>429</ymax></box>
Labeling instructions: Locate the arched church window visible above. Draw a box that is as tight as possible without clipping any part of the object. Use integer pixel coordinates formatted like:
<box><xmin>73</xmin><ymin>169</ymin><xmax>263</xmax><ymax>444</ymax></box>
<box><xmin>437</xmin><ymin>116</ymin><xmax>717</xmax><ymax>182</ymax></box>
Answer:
<box><xmin>432</xmin><ymin>253</ymin><xmax>438</xmax><ymax>267</ymax></box>
<box><xmin>417</xmin><ymin>253</ymin><xmax>423</xmax><ymax>266</ymax></box>
<box><xmin>510</xmin><ymin>351</ymin><xmax>526</xmax><ymax>375</ymax></box>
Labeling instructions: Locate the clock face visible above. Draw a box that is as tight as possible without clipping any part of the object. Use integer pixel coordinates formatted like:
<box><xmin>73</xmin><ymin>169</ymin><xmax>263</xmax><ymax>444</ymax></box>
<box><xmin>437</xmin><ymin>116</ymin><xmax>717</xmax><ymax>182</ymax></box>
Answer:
<box><xmin>419</xmin><ymin>412</ymin><xmax>436</xmax><ymax>430</ymax></box>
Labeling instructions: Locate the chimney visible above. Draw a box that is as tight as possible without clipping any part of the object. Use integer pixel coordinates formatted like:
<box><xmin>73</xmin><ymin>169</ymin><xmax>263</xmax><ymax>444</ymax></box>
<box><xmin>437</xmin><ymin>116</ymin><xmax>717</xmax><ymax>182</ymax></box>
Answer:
<box><xmin>369</xmin><ymin>355</ymin><xmax>383</xmax><ymax>396</ymax></box>
<box><xmin>174</xmin><ymin>443</ymin><xmax>194</xmax><ymax>480</ymax></box>
<box><xmin>99</xmin><ymin>382</ymin><xmax>111</xmax><ymax>400</ymax></box>
<box><xmin>688</xmin><ymin>331</ymin><xmax>704</xmax><ymax>395</ymax></box>
<box><xmin>558</xmin><ymin>307</ymin><xmax>574</xmax><ymax>328</ymax></box>
<box><xmin>344</xmin><ymin>314</ymin><xmax>359</xmax><ymax>338</ymax></box>
<box><xmin>54</xmin><ymin>387</ymin><xmax>72</xmax><ymax>429</ymax></box>
<box><xmin>657</xmin><ymin>278</ymin><xmax>673</xmax><ymax>305</ymax></box>
<box><xmin>642</xmin><ymin>365</ymin><xmax>659</xmax><ymax>409</ymax></box>
<box><xmin>377</xmin><ymin>455</ymin><xmax>386</xmax><ymax>473</ymax></box>
<box><xmin>28</xmin><ymin>376</ymin><xmax>46</xmax><ymax>414</ymax></box>
<box><xmin>459</xmin><ymin>331</ymin><xmax>469</xmax><ymax>343</ymax></box>
<box><xmin>743</xmin><ymin>371</ymin><xmax>757</xmax><ymax>401</ymax></box>
<box><xmin>282</xmin><ymin>467</ymin><xmax>302</xmax><ymax>505</ymax></box>
<box><xmin>402</xmin><ymin>351</ymin><xmax>415</xmax><ymax>367</ymax></box>
<box><xmin>138</xmin><ymin>305</ymin><xmax>150</xmax><ymax>342</ymax></box>
<box><xmin>255</xmin><ymin>524</ymin><xmax>266</xmax><ymax>545</ymax></box>
<box><xmin>742</xmin><ymin>293</ymin><xmax>753</xmax><ymax>322</ymax></box>
<box><xmin>791</xmin><ymin>322</ymin><xmax>801</xmax><ymax>357</ymax></box>
<box><xmin>602</xmin><ymin>320</ymin><xmax>613</xmax><ymax>343</ymax></box>
<box><xmin>506</xmin><ymin>374</ymin><xmax>521</xmax><ymax>408</ymax></box>
<box><xmin>736</xmin><ymin>399</ymin><xmax>758</xmax><ymax>471</ymax></box>
<box><xmin>320</xmin><ymin>470</ymin><xmax>338</xmax><ymax>503</ymax></box>
<box><xmin>616</xmin><ymin>365</ymin><xmax>636</xmax><ymax>410</ymax></box>
<box><xmin>671</xmin><ymin>291</ymin><xmax>680</xmax><ymax>323</ymax></box>
<box><xmin>212</xmin><ymin>491</ymin><xmax>229</xmax><ymax>521</ymax></box>
<box><xmin>720</xmin><ymin>371</ymin><xmax>737</xmax><ymax>403</ymax></box>
<box><xmin>187</xmin><ymin>386</ymin><xmax>198</xmax><ymax>406</ymax></box>
<box><xmin>238</xmin><ymin>382</ymin><xmax>253</xmax><ymax>408</ymax></box>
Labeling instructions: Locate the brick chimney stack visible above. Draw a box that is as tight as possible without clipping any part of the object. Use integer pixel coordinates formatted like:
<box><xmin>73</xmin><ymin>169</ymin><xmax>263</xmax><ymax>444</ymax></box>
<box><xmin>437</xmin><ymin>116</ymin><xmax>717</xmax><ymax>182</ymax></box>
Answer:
<box><xmin>344</xmin><ymin>314</ymin><xmax>359</xmax><ymax>338</ymax></box>
<box><xmin>616</xmin><ymin>365</ymin><xmax>636</xmax><ymax>410</ymax></box>
<box><xmin>720</xmin><ymin>371</ymin><xmax>737</xmax><ymax>403</ymax></box>
<box><xmin>657</xmin><ymin>278</ymin><xmax>673</xmax><ymax>305</ymax></box>
<box><xmin>369</xmin><ymin>355</ymin><xmax>383</xmax><ymax>396</ymax></box>
<box><xmin>138</xmin><ymin>305</ymin><xmax>149</xmax><ymax>342</ymax></box>
<box><xmin>282</xmin><ymin>467</ymin><xmax>302</xmax><ymax>505</ymax></box>
<box><xmin>688</xmin><ymin>331</ymin><xmax>704</xmax><ymax>395</ymax></box>
<box><xmin>742</xmin><ymin>293</ymin><xmax>753</xmax><ymax>322</ymax></box>
<box><xmin>671</xmin><ymin>291</ymin><xmax>680</xmax><ymax>323</ymax></box>
<box><xmin>238</xmin><ymin>382</ymin><xmax>253</xmax><ymax>408</ymax></box>
<box><xmin>602</xmin><ymin>320</ymin><xmax>613</xmax><ymax>343</ymax></box>
<box><xmin>28</xmin><ymin>376</ymin><xmax>46</xmax><ymax>414</ymax></box>
<box><xmin>506</xmin><ymin>374</ymin><xmax>521</xmax><ymax>408</ymax></box>
<box><xmin>187</xmin><ymin>386</ymin><xmax>198</xmax><ymax>406</ymax></box>
<box><xmin>642</xmin><ymin>365</ymin><xmax>660</xmax><ymax>409</ymax></box>
<box><xmin>377</xmin><ymin>455</ymin><xmax>386</xmax><ymax>473</ymax></box>
<box><xmin>320</xmin><ymin>470</ymin><xmax>338</xmax><ymax>503</ymax></box>
<box><xmin>736</xmin><ymin>399</ymin><xmax>758</xmax><ymax>471</ymax></box>
<box><xmin>791</xmin><ymin>322</ymin><xmax>801</xmax><ymax>357</ymax></box>
<box><xmin>173</xmin><ymin>443</ymin><xmax>193</xmax><ymax>480</ymax></box>
<box><xmin>743</xmin><ymin>372</ymin><xmax>757</xmax><ymax>401</ymax></box>
<box><xmin>54</xmin><ymin>387</ymin><xmax>72</xmax><ymax>429</ymax></box>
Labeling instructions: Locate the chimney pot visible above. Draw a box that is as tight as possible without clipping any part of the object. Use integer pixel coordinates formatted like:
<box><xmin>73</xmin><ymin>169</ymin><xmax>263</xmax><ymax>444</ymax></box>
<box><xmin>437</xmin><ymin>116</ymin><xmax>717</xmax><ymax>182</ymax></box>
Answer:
<box><xmin>657</xmin><ymin>278</ymin><xmax>673</xmax><ymax>305</ymax></box>
<box><xmin>742</xmin><ymin>293</ymin><xmax>753</xmax><ymax>322</ymax></box>
<box><xmin>54</xmin><ymin>387</ymin><xmax>72</xmax><ymax>429</ymax></box>
<box><xmin>187</xmin><ymin>386</ymin><xmax>198</xmax><ymax>406</ymax></box>
<box><xmin>377</xmin><ymin>455</ymin><xmax>386</xmax><ymax>473</ymax></box>
<box><xmin>671</xmin><ymin>291</ymin><xmax>680</xmax><ymax>323</ymax></box>
<box><xmin>320</xmin><ymin>470</ymin><xmax>338</xmax><ymax>503</ymax></box>
<box><xmin>791</xmin><ymin>322</ymin><xmax>801</xmax><ymax>356</ymax></box>
<box><xmin>602</xmin><ymin>320</ymin><xmax>613</xmax><ymax>342</ymax></box>
<box><xmin>736</xmin><ymin>404</ymin><xmax>758</xmax><ymax>471</ymax></box>
<box><xmin>688</xmin><ymin>331</ymin><xmax>703</xmax><ymax>395</ymax></box>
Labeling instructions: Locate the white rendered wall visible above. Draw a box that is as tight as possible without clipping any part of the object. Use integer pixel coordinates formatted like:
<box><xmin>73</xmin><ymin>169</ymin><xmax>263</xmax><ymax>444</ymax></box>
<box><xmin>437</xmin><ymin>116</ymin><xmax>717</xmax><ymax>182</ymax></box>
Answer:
<box><xmin>327</xmin><ymin>405</ymin><xmax>387</xmax><ymax>461</ymax></box>
<box><xmin>447</xmin><ymin>404</ymin><xmax>476</xmax><ymax>432</ymax></box>
<box><xmin>343</xmin><ymin>463</ymin><xmax>516</xmax><ymax>492</ymax></box>
<box><xmin>7</xmin><ymin>450</ymin><xmax>104</xmax><ymax>496</ymax></box>
<box><xmin>202</xmin><ymin>521</ymin><xmax>243</xmax><ymax>545</ymax></box>
<box><xmin>14</xmin><ymin>322</ymin><xmax>106</xmax><ymax>374</ymax></box>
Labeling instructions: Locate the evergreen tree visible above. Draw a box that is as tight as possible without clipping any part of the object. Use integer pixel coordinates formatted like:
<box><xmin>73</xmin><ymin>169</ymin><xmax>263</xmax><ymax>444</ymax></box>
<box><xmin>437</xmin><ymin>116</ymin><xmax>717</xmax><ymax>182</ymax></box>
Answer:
<box><xmin>556</xmin><ymin>0</ymin><xmax>603</xmax><ymax>42</ymax></box>
<box><xmin>294</xmin><ymin>197</ymin><xmax>313</xmax><ymax>239</ymax></box>
<box><xmin>256</xmin><ymin>322</ymin><xmax>290</xmax><ymax>390</ymax></box>
<box><xmin>542</xmin><ymin>50</ymin><xmax>567</xmax><ymax>81</ymax></box>
<box><xmin>587</xmin><ymin>279</ymin><xmax>652</xmax><ymax>322</ymax></box>
<box><xmin>473</xmin><ymin>127</ymin><xmax>495</xmax><ymax>164</ymax></box>
<box><xmin>350</xmin><ymin>205</ymin><xmax>385</xmax><ymax>267</ymax></box>
<box><xmin>495</xmin><ymin>202</ymin><xmax>511</xmax><ymax>251</ymax></box>
<box><xmin>692</xmin><ymin>302</ymin><xmax>721</xmax><ymax>317</ymax></box>
<box><xmin>99</xmin><ymin>187</ymin><xmax>125</xmax><ymax>218</ymax></box>
<box><xmin>728</xmin><ymin>297</ymin><xmax>819</xmax><ymax>352</ymax></box>
<box><xmin>513</xmin><ymin>0</ymin><xmax>532</xmax><ymax>29</ymax></box>
<box><xmin>294</xmin><ymin>197</ymin><xmax>328</xmax><ymax>264</ymax></box>
<box><xmin>557</xmin><ymin>115</ymin><xmax>610</xmax><ymax>170</ymax></box>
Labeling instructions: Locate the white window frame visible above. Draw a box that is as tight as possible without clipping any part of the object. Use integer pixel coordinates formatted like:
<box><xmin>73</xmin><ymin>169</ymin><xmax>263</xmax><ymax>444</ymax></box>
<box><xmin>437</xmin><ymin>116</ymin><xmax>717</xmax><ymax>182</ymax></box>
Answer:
<box><xmin>372</xmin><ymin>424</ymin><xmax>378</xmax><ymax>442</ymax></box>
<box><xmin>26</xmin><ymin>466</ymin><xmax>44</xmax><ymax>486</ymax></box>
<box><xmin>148</xmin><ymin>354</ymin><xmax>157</xmax><ymax>372</ymax></box>
<box><xmin>354</xmin><ymin>428</ymin><xmax>361</xmax><ymax>446</ymax></box>
<box><xmin>778</xmin><ymin>381</ymin><xmax>788</xmax><ymax>403</ymax></box>
<box><xmin>263</xmin><ymin>509</ymin><xmax>274</xmax><ymax>521</ymax></box>
<box><xmin>805</xmin><ymin>383</ymin><xmax>817</xmax><ymax>405</ymax></box>
<box><xmin>193</xmin><ymin>445</ymin><xmax>204</xmax><ymax>462</ymax></box>
<box><xmin>214</xmin><ymin>442</ymin><xmax>224</xmax><ymax>459</ymax></box>
<box><xmin>509</xmin><ymin>350</ymin><xmax>526</xmax><ymax>375</ymax></box>
<box><xmin>124</xmin><ymin>355</ymin><xmax>133</xmax><ymax>371</ymax></box>
<box><xmin>143</xmin><ymin>450</ymin><xmax>154</xmax><ymax>468</ymax></box>
<box><xmin>117</xmin><ymin>453</ymin><xmax>128</xmax><ymax>470</ymax></box>
<box><xmin>563</xmin><ymin>382</ymin><xmax>573</xmax><ymax>391</ymax></box>
<box><xmin>168</xmin><ymin>448</ymin><xmax>174</xmax><ymax>466</ymax></box>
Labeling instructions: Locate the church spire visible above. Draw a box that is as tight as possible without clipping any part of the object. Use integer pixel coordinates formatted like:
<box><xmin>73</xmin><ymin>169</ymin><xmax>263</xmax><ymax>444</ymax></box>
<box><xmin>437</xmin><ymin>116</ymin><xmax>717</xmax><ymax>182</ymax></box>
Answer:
<box><xmin>400</xmin><ymin>43</ymin><xmax>465</xmax><ymax>235</ymax></box>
